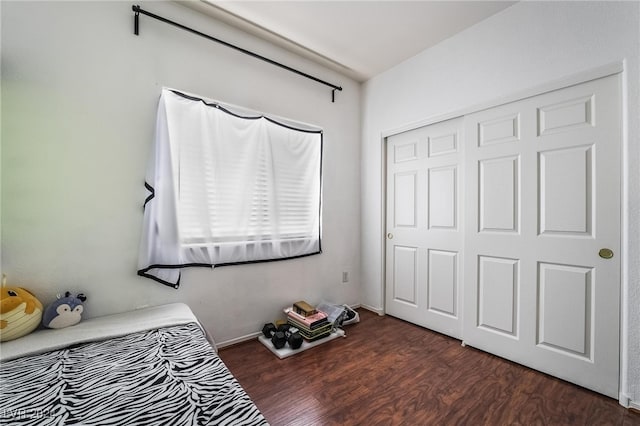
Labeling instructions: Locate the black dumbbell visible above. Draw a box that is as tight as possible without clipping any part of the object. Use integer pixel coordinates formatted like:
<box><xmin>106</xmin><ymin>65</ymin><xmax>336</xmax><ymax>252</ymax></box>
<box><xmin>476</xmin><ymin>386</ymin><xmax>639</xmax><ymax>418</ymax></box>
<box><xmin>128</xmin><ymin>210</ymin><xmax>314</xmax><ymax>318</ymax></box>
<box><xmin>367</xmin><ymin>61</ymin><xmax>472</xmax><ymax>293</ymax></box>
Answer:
<box><xmin>262</xmin><ymin>322</ymin><xmax>303</xmax><ymax>350</ymax></box>
<box><xmin>262</xmin><ymin>323</ymin><xmax>287</xmax><ymax>349</ymax></box>
<box><xmin>288</xmin><ymin>331</ymin><xmax>303</xmax><ymax>349</ymax></box>
<box><xmin>276</xmin><ymin>323</ymin><xmax>290</xmax><ymax>333</ymax></box>
<box><xmin>262</xmin><ymin>323</ymin><xmax>276</xmax><ymax>338</ymax></box>
<box><xmin>278</xmin><ymin>323</ymin><xmax>303</xmax><ymax>349</ymax></box>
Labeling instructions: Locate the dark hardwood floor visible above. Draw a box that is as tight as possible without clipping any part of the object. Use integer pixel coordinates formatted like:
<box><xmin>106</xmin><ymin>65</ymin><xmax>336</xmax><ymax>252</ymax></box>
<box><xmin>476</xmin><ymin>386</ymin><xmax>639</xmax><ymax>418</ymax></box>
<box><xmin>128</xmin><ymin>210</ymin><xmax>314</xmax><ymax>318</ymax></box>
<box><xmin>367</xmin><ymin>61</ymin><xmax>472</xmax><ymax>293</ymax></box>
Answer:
<box><xmin>218</xmin><ymin>309</ymin><xmax>640</xmax><ymax>426</ymax></box>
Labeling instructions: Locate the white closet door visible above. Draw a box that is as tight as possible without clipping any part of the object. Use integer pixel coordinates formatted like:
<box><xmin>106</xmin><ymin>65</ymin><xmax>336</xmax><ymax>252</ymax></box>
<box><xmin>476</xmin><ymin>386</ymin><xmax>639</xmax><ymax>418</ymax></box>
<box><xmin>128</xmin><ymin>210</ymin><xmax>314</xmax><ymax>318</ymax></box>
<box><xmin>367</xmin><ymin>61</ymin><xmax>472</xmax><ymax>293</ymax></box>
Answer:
<box><xmin>463</xmin><ymin>74</ymin><xmax>621</xmax><ymax>398</ymax></box>
<box><xmin>385</xmin><ymin>118</ymin><xmax>464</xmax><ymax>339</ymax></box>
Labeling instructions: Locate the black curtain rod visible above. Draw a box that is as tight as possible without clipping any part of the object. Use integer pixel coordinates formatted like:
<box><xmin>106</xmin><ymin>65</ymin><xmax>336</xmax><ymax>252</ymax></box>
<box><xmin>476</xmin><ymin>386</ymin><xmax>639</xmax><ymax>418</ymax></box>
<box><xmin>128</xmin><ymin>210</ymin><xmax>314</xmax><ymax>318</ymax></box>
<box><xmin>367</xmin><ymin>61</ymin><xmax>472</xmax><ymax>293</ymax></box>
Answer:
<box><xmin>132</xmin><ymin>5</ymin><xmax>343</xmax><ymax>102</ymax></box>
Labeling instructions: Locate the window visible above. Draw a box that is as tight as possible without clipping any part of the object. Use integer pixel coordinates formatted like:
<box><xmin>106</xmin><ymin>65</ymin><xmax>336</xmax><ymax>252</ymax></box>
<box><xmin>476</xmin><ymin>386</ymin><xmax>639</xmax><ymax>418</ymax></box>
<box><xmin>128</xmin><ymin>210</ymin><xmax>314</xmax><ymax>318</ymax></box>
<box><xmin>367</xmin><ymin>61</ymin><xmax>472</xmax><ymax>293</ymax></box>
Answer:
<box><xmin>138</xmin><ymin>89</ymin><xmax>322</xmax><ymax>288</ymax></box>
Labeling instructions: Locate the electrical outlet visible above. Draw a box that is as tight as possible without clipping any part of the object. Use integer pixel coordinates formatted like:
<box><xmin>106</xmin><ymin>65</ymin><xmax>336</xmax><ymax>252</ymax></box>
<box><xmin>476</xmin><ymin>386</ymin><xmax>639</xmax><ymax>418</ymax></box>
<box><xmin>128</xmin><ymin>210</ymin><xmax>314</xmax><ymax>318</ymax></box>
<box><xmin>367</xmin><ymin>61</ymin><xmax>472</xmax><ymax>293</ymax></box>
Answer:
<box><xmin>342</xmin><ymin>271</ymin><xmax>349</xmax><ymax>283</ymax></box>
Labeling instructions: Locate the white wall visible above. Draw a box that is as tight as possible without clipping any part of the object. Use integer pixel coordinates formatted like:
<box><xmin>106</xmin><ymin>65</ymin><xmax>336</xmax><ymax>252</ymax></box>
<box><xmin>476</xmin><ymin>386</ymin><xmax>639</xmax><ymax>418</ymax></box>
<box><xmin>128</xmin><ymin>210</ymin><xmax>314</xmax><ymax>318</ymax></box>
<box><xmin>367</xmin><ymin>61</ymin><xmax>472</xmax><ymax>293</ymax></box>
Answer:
<box><xmin>361</xmin><ymin>1</ymin><xmax>639</xmax><ymax>403</ymax></box>
<box><xmin>1</xmin><ymin>1</ymin><xmax>361</xmax><ymax>345</ymax></box>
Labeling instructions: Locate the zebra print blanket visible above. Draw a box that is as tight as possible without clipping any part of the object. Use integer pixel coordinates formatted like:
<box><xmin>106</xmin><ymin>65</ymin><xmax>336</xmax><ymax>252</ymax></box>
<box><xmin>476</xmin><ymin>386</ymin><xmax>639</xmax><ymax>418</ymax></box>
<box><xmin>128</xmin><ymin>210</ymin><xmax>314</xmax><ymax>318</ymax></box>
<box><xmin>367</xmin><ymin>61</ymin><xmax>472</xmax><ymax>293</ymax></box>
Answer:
<box><xmin>0</xmin><ymin>323</ymin><xmax>268</xmax><ymax>425</ymax></box>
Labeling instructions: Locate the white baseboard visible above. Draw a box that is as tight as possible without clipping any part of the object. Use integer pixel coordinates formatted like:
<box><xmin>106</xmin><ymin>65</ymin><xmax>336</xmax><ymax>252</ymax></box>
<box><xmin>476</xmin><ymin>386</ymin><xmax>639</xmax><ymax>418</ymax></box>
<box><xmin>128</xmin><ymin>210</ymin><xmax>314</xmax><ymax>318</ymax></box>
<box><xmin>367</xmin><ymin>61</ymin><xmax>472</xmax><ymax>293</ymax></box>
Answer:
<box><xmin>215</xmin><ymin>331</ymin><xmax>262</xmax><ymax>350</ymax></box>
<box><xmin>359</xmin><ymin>303</ymin><xmax>384</xmax><ymax>316</ymax></box>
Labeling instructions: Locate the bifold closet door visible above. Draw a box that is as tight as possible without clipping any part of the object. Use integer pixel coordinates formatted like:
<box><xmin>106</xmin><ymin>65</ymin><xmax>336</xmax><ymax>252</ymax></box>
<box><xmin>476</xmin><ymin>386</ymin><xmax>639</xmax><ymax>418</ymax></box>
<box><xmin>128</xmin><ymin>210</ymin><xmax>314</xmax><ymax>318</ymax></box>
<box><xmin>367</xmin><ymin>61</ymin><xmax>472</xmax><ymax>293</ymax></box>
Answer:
<box><xmin>385</xmin><ymin>118</ymin><xmax>464</xmax><ymax>339</ymax></box>
<box><xmin>463</xmin><ymin>74</ymin><xmax>621</xmax><ymax>398</ymax></box>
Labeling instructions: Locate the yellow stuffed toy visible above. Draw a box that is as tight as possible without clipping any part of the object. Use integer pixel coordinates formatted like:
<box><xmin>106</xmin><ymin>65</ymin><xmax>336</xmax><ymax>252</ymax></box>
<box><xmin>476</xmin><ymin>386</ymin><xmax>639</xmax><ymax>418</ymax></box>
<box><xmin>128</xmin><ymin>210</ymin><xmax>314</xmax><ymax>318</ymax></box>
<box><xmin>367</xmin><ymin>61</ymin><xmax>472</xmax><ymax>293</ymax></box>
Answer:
<box><xmin>0</xmin><ymin>275</ymin><xmax>43</xmax><ymax>342</ymax></box>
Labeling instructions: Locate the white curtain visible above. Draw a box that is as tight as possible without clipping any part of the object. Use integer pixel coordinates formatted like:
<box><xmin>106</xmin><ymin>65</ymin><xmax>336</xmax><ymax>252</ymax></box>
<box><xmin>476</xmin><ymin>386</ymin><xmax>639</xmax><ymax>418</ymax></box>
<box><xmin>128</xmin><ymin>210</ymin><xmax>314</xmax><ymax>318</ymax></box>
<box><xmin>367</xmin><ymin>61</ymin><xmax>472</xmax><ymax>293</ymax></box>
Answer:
<box><xmin>138</xmin><ymin>89</ymin><xmax>323</xmax><ymax>287</ymax></box>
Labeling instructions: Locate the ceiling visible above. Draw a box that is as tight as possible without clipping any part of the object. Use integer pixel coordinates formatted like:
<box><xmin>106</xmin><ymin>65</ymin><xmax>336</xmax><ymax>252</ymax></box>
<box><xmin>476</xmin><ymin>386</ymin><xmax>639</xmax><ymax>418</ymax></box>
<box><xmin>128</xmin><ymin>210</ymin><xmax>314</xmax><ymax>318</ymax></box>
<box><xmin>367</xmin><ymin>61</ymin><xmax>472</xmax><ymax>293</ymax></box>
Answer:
<box><xmin>181</xmin><ymin>1</ymin><xmax>516</xmax><ymax>82</ymax></box>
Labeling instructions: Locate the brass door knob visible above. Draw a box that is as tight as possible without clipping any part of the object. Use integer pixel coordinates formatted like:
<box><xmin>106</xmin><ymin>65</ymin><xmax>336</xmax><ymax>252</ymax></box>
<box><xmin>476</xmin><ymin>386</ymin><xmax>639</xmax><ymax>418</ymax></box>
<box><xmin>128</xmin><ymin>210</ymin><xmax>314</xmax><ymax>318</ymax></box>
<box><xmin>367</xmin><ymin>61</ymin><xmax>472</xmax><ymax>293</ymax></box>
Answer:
<box><xmin>387</xmin><ymin>233</ymin><xmax>394</xmax><ymax>239</ymax></box>
<box><xmin>599</xmin><ymin>248</ymin><xmax>614</xmax><ymax>259</ymax></box>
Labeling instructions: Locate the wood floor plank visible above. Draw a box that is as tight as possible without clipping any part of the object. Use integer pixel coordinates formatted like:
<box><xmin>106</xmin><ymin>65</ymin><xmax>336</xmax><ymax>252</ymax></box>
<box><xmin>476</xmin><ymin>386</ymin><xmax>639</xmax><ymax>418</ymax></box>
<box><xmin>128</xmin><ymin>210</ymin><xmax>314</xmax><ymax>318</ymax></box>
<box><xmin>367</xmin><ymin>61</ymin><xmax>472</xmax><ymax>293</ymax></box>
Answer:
<box><xmin>219</xmin><ymin>309</ymin><xmax>640</xmax><ymax>425</ymax></box>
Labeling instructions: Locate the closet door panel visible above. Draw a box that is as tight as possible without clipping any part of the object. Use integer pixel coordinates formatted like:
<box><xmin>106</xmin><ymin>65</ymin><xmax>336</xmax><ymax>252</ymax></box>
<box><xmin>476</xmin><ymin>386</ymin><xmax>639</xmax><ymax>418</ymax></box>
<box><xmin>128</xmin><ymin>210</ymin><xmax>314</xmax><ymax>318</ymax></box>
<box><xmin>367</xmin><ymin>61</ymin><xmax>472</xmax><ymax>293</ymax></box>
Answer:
<box><xmin>463</xmin><ymin>74</ymin><xmax>620</xmax><ymax>398</ymax></box>
<box><xmin>385</xmin><ymin>117</ymin><xmax>464</xmax><ymax>339</ymax></box>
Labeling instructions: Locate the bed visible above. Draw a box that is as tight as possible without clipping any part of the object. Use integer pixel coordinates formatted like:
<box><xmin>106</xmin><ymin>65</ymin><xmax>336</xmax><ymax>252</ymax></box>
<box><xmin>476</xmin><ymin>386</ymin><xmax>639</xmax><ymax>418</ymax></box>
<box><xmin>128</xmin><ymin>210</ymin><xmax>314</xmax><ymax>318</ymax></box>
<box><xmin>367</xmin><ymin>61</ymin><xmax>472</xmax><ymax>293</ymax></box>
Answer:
<box><xmin>0</xmin><ymin>303</ymin><xmax>267</xmax><ymax>425</ymax></box>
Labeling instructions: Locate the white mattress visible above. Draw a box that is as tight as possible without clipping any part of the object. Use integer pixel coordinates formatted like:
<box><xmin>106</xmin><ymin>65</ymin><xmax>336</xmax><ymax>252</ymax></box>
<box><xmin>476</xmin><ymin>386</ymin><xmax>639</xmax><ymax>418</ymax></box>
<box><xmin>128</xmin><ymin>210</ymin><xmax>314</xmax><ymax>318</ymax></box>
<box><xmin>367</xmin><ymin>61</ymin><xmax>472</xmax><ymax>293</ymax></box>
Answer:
<box><xmin>0</xmin><ymin>302</ymin><xmax>206</xmax><ymax>362</ymax></box>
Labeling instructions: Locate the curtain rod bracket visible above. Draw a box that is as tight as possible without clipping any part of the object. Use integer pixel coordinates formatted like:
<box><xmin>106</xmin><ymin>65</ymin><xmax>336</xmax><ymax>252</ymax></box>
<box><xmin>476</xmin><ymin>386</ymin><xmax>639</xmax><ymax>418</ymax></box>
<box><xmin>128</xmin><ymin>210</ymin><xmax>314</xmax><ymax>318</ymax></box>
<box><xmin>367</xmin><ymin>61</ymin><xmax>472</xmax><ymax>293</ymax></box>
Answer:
<box><xmin>133</xmin><ymin>5</ymin><xmax>140</xmax><ymax>35</ymax></box>
<box><xmin>131</xmin><ymin>5</ymin><xmax>342</xmax><ymax>103</ymax></box>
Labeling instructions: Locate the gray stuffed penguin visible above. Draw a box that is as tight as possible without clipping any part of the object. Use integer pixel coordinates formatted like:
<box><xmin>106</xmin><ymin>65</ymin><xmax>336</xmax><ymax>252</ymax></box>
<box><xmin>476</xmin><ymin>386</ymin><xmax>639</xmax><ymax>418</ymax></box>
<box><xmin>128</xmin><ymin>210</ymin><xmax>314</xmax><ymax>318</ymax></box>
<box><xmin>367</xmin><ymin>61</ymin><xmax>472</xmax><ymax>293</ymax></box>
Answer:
<box><xmin>42</xmin><ymin>292</ymin><xmax>87</xmax><ymax>329</ymax></box>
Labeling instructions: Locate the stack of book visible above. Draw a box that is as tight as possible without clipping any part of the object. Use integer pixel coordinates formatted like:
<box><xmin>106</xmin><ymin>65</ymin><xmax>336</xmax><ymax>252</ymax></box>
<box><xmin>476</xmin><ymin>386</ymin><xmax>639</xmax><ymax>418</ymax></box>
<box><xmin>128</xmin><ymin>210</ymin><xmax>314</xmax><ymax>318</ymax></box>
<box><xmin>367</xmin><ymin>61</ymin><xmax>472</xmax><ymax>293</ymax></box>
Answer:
<box><xmin>287</xmin><ymin>301</ymin><xmax>332</xmax><ymax>341</ymax></box>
